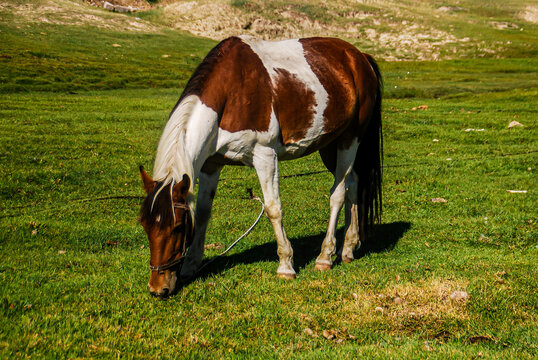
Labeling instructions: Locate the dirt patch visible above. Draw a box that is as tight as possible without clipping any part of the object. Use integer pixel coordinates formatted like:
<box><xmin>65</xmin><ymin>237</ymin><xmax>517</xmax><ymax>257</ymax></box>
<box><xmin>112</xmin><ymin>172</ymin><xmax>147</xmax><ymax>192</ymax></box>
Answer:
<box><xmin>162</xmin><ymin>1</ymin><xmax>299</xmax><ymax>40</ymax></box>
<box><xmin>3</xmin><ymin>0</ymin><xmax>159</xmax><ymax>32</ymax></box>
<box><xmin>161</xmin><ymin>0</ymin><xmax>474</xmax><ymax>60</ymax></box>
<box><xmin>489</xmin><ymin>21</ymin><xmax>519</xmax><ymax>30</ymax></box>
<box><xmin>520</xmin><ymin>5</ymin><xmax>538</xmax><ymax>23</ymax></box>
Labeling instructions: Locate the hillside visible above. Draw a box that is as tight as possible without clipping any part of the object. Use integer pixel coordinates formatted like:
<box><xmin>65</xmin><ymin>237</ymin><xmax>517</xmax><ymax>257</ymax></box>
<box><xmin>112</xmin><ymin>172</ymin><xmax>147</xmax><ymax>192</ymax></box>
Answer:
<box><xmin>1</xmin><ymin>0</ymin><xmax>536</xmax><ymax>93</ymax></box>
<box><xmin>3</xmin><ymin>0</ymin><xmax>537</xmax><ymax>61</ymax></box>
<box><xmin>157</xmin><ymin>0</ymin><xmax>538</xmax><ymax>60</ymax></box>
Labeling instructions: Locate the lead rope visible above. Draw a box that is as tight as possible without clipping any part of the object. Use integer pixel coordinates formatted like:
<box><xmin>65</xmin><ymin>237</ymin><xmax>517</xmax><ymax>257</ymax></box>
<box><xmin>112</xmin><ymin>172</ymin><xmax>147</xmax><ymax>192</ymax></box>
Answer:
<box><xmin>194</xmin><ymin>190</ymin><xmax>265</xmax><ymax>276</ymax></box>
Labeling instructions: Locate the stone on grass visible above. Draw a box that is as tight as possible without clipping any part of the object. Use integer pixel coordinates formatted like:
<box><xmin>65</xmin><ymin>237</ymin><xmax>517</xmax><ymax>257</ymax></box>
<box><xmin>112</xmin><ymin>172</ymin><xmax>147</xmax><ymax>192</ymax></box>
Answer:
<box><xmin>507</xmin><ymin>120</ymin><xmax>523</xmax><ymax>129</ymax></box>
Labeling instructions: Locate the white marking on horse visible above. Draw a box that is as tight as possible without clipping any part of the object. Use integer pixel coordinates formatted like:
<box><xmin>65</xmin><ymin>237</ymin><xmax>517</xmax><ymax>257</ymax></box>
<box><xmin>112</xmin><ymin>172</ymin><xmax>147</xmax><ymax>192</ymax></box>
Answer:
<box><xmin>153</xmin><ymin>95</ymin><xmax>197</xmax><ymax>184</ymax></box>
<box><xmin>239</xmin><ymin>36</ymin><xmax>329</xmax><ymax>143</ymax></box>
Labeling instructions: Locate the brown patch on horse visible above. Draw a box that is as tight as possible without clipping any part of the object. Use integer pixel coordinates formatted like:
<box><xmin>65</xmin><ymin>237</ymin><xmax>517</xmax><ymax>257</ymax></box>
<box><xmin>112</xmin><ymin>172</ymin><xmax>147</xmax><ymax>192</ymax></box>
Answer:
<box><xmin>171</xmin><ymin>38</ymin><xmax>239</xmax><ymax>115</ymax></box>
<box><xmin>271</xmin><ymin>68</ymin><xmax>317</xmax><ymax>144</ymax></box>
<box><xmin>300</xmin><ymin>38</ymin><xmax>378</xmax><ymax>149</ymax></box>
<box><xmin>216</xmin><ymin>39</ymin><xmax>272</xmax><ymax>133</ymax></box>
<box><xmin>140</xmin><ymin>181</ymin><xmax>175</xmax><ymax>230</ymax></box>
<box><xmin>174</xmin><ymin>36</ymin><xmax>273</xmax><ymax>133</ymax></box>
<box><xmin>139</xmin><ymin>166</ymin><xmax>156</xmax><ymax>194</ymax></box>
<box><xmin>139</xmin><ymin>174</ymin><xmax>190</xmax><ymax>231</ymax></box>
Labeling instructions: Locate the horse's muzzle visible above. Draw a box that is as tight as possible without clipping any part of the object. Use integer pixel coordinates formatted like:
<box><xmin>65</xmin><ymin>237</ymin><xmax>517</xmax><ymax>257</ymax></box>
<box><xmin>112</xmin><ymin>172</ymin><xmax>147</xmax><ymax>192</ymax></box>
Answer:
<box><xmin>148</xmin><ymin>269</ymin><xmax>178</xmax><ymax>298</ymax></box>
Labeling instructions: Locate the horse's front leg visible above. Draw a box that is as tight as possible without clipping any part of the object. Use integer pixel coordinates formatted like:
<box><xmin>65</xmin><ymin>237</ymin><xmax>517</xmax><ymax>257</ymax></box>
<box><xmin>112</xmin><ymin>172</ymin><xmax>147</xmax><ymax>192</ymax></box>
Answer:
<box><xmin>253</xmin><ymin>147</ymin><xmax>295</xmax><ymax>279</ymax></box>
<box><xmin>180</xmin><ymin>167</ymin><xmax>222</xmax><ymax>281</ymax></box>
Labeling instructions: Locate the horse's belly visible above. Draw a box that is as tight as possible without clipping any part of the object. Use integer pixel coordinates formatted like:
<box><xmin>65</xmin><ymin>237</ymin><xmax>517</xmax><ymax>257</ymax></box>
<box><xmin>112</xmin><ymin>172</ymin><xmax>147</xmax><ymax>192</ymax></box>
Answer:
<box><xmin>277</xmin><ymin>130</ymin><xmax>340</xmax><ymax>160</ymax></box>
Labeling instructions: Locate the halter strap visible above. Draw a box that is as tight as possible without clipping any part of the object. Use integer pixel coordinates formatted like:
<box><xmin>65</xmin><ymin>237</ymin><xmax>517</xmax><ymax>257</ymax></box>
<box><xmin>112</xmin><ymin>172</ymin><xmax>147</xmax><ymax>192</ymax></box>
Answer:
<box><xmin>149</xmin><ymin>256</ymin><xmax>185</xmax><ymax>273</ymax></box>
<box><xmin>149</xmin><ymin>200</ymin><xmax>191</xmax><ymax>273</ymax></box>
<box><xmin>173</xmin><ymin>203</ymin><xmax>189</xmax><ymax>210</ymax></box>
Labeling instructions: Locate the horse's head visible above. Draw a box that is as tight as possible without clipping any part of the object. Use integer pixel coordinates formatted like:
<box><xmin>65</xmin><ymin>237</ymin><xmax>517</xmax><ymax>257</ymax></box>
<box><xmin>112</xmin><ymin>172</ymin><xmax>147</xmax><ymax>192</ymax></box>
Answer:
<box><xmin>139</xmin><ymin>166</ymin><xmax>193</xmax><ymax>298</ymax></box>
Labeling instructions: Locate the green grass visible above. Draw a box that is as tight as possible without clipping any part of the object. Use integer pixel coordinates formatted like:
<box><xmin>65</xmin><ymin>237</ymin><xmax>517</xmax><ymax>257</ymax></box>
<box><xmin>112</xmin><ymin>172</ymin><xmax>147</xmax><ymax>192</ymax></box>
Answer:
<box><xmin>2</xmin><ymin>83</ymin><xmax>536</xmax><ymax>360</ymax></box>
<box><xmin>1</xmin><ymin>0</ymin><xmax>537</xmax><ymax>358</ymax></box>
<box><xmin>0</xmin><ymin>12</ymin><xmax>214</xmax><ymax>93</ymax></box>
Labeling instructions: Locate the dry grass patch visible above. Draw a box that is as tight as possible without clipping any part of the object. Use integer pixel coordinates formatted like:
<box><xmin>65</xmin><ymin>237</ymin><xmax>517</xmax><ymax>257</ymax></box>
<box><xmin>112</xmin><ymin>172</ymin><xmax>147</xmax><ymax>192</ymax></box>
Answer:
<box><xmin>344</xmin><ymin>278</ymin><xmax>471</xmax><ymax>337</ymax></box>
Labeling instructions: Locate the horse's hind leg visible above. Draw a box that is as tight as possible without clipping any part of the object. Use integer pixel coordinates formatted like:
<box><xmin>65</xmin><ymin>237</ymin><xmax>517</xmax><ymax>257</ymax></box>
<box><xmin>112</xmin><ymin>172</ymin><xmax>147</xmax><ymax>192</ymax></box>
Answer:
<box><xmin>341</xmin><ymin>169</ymin><xmax>360</xmax><ymax>263</ymax></box>
<box><xmin>315</xmin><ymin>141</ymin><xmax>359</xmax><ymax>270</ymax></box>
<box><xmin>253</xmin><ymin>147</ymin><xmax>295</xmax><ymax>279</ymax></box>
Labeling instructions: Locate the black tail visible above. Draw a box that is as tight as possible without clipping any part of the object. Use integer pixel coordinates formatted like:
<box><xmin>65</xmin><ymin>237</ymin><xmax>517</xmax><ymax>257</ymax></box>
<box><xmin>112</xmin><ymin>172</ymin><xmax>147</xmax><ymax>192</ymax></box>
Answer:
<box><xmin>355</xmin><ymin>54</ymin><xmax>383</xmax><ymax>233</ymax></box>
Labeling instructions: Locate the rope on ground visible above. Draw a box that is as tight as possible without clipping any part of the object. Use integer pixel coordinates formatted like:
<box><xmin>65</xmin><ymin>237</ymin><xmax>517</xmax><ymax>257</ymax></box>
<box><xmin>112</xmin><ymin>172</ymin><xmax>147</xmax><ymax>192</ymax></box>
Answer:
<box><xmin>194</xmin><ymin>190</ymin><xmax>265</xmax><ymax>275</ymax></box>
<box><xmin>1</xmin><ymin>149</ymin><xmax>535</xmax><ymax>218</ymax></box>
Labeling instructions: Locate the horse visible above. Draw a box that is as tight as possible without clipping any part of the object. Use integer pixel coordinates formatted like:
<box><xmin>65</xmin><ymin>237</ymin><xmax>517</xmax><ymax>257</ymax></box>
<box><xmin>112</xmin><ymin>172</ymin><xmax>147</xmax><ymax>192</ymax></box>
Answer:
<box><xmin>139</xmin><ymin>36</ymin><xmax>383</xmax><ymax>298</ymax></box>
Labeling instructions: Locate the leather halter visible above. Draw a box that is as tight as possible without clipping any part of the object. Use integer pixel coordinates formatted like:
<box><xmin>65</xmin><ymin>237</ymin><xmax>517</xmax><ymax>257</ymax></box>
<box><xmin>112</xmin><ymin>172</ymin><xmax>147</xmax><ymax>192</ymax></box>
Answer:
<box><xmin>149</xmin><ymin>202</ymin><xmax>192</xmax><ymax>273</ymax></box>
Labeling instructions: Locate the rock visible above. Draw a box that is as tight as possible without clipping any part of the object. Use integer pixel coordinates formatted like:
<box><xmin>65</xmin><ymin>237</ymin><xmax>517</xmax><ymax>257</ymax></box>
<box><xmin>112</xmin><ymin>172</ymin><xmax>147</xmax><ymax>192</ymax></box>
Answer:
<box><xmin>437</xmin><ymin>6</ymin><xmax>464</xmax><ymax>12</ymax></box>
<box><xmin>103</xmin><ymin>1</ymin><xmax>140</xmax><ymax>13</ymax></box>
<box><xmin>412</xmin><ymin>105</ymin><xmax>428</xmax><ymax>111</ymax></box>
<box><xmin>507</xmin><ymin>120</ymin><xmax>523</xmax><ymax>129</ymax></box>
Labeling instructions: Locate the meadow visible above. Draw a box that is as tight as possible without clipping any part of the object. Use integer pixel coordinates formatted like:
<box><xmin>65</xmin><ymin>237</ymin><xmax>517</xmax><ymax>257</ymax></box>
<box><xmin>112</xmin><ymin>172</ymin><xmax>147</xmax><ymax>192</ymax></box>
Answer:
<box><xmin>1</xmin><ymin>1</ymin><xmax>537</xmax><ymax>358</ymax></box>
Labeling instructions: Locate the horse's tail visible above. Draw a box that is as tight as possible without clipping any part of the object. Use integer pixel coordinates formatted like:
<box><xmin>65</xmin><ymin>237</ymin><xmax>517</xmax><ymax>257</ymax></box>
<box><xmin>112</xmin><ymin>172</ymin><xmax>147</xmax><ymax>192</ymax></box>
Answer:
<box><xmin>354</xmin><ymin>54</ymin><xmax>383</xmax><ymax>233</ymax></box>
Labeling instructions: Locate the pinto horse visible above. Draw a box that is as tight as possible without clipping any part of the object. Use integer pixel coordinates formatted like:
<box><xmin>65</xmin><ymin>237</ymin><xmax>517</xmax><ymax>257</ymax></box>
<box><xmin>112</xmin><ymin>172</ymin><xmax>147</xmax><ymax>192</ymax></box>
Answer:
<box><xmin>139</xmin><ymin>36</ymin><xmax>382</xmax><ymax>297</ymax></box>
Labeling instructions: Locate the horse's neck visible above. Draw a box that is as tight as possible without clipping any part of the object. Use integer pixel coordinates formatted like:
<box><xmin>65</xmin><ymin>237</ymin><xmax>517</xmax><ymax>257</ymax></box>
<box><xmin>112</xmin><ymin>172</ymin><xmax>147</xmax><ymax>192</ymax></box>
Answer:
<box><xmin>153</xmin><ymin>95</ymin><xmax>218</xmax><ymax>184</ymax></box>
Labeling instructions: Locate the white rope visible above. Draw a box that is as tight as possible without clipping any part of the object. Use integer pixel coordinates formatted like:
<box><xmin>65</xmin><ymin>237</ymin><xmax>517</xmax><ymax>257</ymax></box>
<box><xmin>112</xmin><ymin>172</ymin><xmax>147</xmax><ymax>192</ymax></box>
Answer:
<box><xmin>195</xmin><ymin>195</ymin><xmax>265</xmax><ymax>275</ymax></box>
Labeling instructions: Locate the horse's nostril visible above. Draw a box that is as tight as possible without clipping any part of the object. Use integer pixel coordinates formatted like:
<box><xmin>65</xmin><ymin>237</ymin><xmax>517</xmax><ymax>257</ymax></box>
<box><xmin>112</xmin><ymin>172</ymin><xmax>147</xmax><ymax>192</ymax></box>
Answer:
<box><xmin>149</xmin><ymin>288</ymin><xmax>169</xmax><ymax>298</ymax></box>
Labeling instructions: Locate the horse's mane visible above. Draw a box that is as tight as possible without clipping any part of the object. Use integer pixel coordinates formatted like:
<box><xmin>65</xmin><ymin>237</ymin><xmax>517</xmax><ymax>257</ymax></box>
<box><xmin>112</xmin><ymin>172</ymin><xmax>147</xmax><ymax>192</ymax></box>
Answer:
<box><xmin>152</xmin><ymin>95</ymin><xmax>196</xmax><ymax>184</ymax></box>
<box><xmin>153</xmin><ymin>37</ymin><xmax>238</xmax><ymax>185</ymax></box>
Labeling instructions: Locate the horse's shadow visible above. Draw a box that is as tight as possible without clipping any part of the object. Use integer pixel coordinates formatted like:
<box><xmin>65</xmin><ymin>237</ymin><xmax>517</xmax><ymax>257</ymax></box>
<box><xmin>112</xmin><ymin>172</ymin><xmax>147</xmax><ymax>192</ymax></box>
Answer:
<box><xmin>182</xmin><ymin>221</ymin><xmax>411</xmax><ymax>286</ymax></box>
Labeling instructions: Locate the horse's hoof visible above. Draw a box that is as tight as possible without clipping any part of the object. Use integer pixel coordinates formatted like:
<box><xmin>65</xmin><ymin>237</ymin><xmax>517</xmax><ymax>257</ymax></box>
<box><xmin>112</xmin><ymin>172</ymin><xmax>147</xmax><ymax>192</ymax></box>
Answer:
<box><xmin>341</xmin><ymin>256</ymin><xmax>354</xmax><ymax>264</ymax></box>
<box><xmin>314</xmin><ymin>263</ymin><xmax>331</xmax><ymax>271</ymax></box>
<box><xmin>278</xmin><ymin>273</ymin><xmax>296</xmax><ymax>280</ymax></box>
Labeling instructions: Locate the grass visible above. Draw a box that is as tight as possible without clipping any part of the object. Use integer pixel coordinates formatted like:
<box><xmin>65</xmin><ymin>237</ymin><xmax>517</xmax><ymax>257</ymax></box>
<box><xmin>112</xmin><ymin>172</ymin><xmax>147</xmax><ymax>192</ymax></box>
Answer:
<box><xmin>0</xmin><ymin>6</ymin><xmax>214</xmax><ymax>93</ymax></box>
<box><xmin>0</xmin><ymin>0</ymin><xmax>537</xmax><ymax>358</ymax></box>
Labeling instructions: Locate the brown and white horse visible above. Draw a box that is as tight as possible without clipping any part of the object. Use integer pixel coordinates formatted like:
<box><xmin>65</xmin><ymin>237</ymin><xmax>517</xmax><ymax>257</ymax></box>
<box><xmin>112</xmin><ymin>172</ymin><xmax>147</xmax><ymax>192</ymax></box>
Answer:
<box><xmin>139</xmin><ymin>36</ymin><xmax>383</xmax><ymax>297</ymax></box>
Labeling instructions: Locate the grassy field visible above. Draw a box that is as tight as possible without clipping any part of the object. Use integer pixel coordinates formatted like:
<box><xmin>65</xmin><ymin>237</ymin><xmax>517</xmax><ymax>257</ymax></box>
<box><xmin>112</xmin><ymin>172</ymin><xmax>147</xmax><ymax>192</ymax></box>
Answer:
<box><xmin>1</xmin><ymin>0</ymin><xmax>537</xmax><ymax>358</ymax></box>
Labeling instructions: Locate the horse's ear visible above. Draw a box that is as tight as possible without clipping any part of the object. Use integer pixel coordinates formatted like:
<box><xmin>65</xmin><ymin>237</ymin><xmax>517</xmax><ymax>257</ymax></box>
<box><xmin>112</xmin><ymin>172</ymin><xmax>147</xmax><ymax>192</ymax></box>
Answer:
<box><xmin>139</xmin><ymin>166</ymin><xmax>155</xmax><ymax>194</ymax></box>
<box><xmin>173</xmin><ymin>174</ymin><xmax>190</xmax><ymax>200</ymax></box>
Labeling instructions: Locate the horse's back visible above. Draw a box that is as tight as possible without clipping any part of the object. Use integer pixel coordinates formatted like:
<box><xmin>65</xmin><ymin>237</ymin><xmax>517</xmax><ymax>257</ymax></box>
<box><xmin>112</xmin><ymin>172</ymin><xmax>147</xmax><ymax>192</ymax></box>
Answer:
<box><xmin>186</xmin><ymin>36</ymin><xmax>379</xmax><ymax>160</ymax></box>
